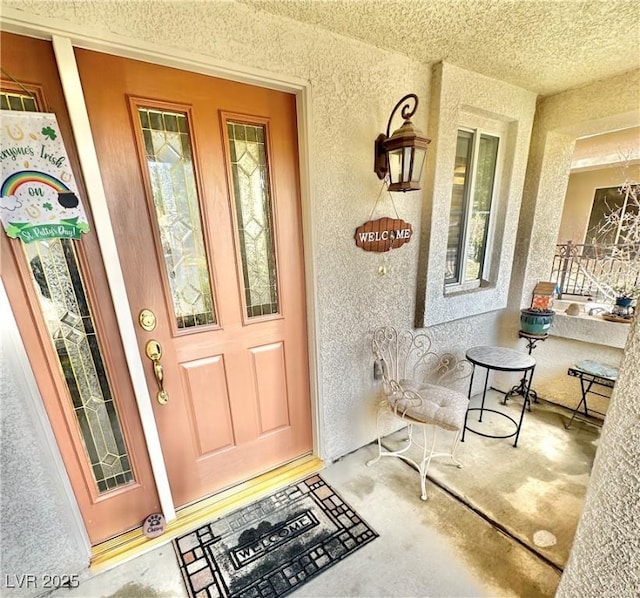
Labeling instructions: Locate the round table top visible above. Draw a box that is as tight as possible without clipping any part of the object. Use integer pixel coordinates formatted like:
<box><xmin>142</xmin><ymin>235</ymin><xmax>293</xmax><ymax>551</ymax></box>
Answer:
<box><xmin>466</xmin><ymin>345</ymin><xmax>536</xmax><ymax>371</ymax></box>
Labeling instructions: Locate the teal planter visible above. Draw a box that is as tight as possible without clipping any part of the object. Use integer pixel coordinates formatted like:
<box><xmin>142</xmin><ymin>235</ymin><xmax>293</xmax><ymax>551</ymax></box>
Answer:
<box><xmin>520</xmin><ymin>308</ymin><xmax>555</xmax><ymax>334</ymax></box>
<box><xmin>615</xmin><ymin>297</ymin><xmax>633</xmax><ymax>308</ymax></box>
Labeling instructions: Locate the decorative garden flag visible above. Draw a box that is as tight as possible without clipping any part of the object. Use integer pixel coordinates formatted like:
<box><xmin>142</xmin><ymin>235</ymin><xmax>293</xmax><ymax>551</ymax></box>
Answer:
<box><xmin>0</xmin><ymin>111</ymin><xmax>89</xmax><ymax>243</ymax></box>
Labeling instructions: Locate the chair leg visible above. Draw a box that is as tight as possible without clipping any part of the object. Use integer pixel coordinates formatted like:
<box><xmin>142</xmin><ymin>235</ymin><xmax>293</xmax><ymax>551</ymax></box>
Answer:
<box><xmin>419</xmin><ymin>425</ymin><xmax>439</xmax><ymax>501</ymax></box>
<box><xmin>449</xmin><ymin>429</ymin><xmax>463</xmax><ymax>469</ymax></box>
<box><xmin>368</xmin><ymin>406</ymin><xmax>416</xmax><ymax>468</ymax></box>
<box><xmin>368</xmin><ymin>411</ymin><xmax>464</xmax><ymax>502</ymax></box>
<box><xmin>405</xmin><ymin>423</ymin><xmax>414</xmax><ymax>444</ymax></box>
<box><xmin>366</xmin><ymin>407</ymin><xmax>386</xmax><ymax>467</ymax></box>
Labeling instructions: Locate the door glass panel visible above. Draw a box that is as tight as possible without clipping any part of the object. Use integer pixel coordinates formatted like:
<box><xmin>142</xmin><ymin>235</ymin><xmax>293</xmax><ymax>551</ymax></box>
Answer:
<box><xmin>227</xmin><ymin>122</ymin><xmax>279</xmax><ymax>318</ymax></box>
<box><xmin>137</xmin><ymin>107</ymin><xmax>216</xmax><ymax>329</ymax></box>
<box><xmin>2</xmin><ymin>91</ymin><xmax>135</xmax><ymax>493</ymax></box>
<box><xmin>25</xmin><ymin>241</ymin><xmax>135</xmax><ymax>493</ymax></box>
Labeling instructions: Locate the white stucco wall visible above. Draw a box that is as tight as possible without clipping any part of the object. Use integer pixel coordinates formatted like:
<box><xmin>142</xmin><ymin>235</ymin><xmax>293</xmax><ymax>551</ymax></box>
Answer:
<box><xmin>556</xmin><ymin>315</ymin><xmax>640</xmax><ymax>598</ymax></box>
<box><xmin>0</xmin><ymin>283</ymin><xmax>89</xmax><ymax>597</ymax></box>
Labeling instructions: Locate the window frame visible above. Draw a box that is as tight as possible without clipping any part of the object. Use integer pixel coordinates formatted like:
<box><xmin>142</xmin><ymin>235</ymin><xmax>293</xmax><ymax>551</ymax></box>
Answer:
<box><xmin>414</xmin><ymin>62</ymin><xmax>537</xmax><ymax>329</ymax></box>
<box><xmin>445</xmin><ymin>121</ymin><xmax>505</xmax><ymax>293</ymax></box>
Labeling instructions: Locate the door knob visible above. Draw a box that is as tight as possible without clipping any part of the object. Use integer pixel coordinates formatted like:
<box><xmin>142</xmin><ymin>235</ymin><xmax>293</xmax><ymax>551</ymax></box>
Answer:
<box><xmin>145</xmin><ymin>339</ymin><xmax>169</xmax><ymax>405</ymax></box>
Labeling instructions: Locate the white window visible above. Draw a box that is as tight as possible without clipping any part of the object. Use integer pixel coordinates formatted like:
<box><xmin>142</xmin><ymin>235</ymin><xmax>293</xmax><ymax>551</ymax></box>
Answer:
<box><xmin>445</xmin><ymin>127</ymin><xmax>502</xmax><ymax>288</ymax></box>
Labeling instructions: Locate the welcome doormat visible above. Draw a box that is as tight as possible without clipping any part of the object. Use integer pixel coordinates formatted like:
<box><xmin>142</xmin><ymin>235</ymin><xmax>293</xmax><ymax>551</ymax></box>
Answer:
<box><xmin>173</xmin><ymin>475</ymin><xmax>378</xmax><ymax>598</ymax></box>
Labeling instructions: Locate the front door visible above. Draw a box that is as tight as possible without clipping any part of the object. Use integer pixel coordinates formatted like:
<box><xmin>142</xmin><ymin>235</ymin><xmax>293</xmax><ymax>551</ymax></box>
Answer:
<box><xmin>75</xmin><ymin>50</ymin><xmax>313</xmax><ymax>508</ymax></box>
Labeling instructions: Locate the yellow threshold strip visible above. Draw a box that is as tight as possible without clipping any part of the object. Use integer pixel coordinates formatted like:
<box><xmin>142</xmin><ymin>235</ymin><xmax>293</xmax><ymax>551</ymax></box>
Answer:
<box><xmin>90</xmin><ymin>454</ymin><xmax>324</xmax><ymax>573</ymax></box>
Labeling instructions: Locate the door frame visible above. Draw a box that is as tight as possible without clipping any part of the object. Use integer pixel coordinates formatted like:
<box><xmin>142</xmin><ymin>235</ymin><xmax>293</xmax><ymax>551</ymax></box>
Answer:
<box><xmin>0</xmin><ymin>7</ymin><xmax>322</xmax><ymax>528</ymax></box>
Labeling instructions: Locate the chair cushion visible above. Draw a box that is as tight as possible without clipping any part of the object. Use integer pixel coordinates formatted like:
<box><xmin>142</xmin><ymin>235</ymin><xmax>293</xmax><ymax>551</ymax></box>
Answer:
<box><xmin>387</xmin><ymin>380</ymin><xmax>468</xmax><ymax>431</ymax></box>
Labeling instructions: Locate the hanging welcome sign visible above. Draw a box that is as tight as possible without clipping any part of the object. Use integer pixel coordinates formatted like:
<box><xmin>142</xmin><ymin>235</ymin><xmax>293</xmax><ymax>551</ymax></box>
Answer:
<box><xmin>354</xmin><ymin>216</ymin><xmax>413</xmax><ymax>252</ymax></box>
<box><xmin>0</xmin><ymin>111</ymin><xmax>89</xmax><ymax>243</ymax></box>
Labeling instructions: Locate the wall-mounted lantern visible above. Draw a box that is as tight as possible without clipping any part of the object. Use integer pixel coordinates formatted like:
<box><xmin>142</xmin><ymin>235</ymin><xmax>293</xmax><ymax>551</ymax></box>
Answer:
<box><xmin>373</xmin><ymin>93</ymin><xmax>430</xmax><ymax>192</ymax></box>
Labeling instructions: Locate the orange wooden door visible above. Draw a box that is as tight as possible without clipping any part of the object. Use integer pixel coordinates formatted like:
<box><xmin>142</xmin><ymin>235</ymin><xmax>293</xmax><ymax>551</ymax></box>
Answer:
<box><xmin>75</xmin><ymin>50</ymin><xmax>313</xmax><ymax>508</ymax></box>
<box><xmin>1</xmin><ymin>33</ymin><xmax>161</xmax><ymax>544</ymax></box>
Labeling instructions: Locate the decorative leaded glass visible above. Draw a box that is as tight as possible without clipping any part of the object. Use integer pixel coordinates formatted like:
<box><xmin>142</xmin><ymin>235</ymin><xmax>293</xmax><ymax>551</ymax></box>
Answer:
<box><xmin>0</xmin><ymin>91</ymin><xmax>37</xmax><ymax>112</ymax></box>
<box><xmin>227</xmin><ymin>122</ymin><xmax>279</xmax><ymax>318</ymax></box>
<box><xmin>3</xmin><ymin>91</ymin><xmax>135</xmax><ymax>493</ymax></box>
<box><xmin>25</xmin><ymin>241</ymin><xmax>134</xmax><ymax>492</ymax></box>
<box><xmin>137</xmin><ymin>108</ymin><xmax>216</xmax><ymax>329</ymax></box>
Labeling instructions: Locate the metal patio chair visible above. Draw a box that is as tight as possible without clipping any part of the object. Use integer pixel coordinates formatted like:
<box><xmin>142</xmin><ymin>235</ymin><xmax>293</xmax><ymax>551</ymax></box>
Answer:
<box><xmin>367</xmin><ymin>326</ymin><xmax>472</xmax><ymax>500</ymax></box>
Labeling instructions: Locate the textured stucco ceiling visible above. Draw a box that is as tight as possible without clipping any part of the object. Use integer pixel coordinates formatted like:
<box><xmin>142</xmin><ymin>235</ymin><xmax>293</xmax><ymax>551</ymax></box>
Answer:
<box><xmin>239</xmin><ymin>0</ymin><xmax>640</xmax><ymax>96</ymax></box>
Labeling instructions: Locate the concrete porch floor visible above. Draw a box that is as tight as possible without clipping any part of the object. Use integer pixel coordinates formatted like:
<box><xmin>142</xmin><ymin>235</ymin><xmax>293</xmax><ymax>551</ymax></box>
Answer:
<box><xmin>52</xmin><ymin>393</ymin><xmax>598</xmax><ymax>598</ymax></box>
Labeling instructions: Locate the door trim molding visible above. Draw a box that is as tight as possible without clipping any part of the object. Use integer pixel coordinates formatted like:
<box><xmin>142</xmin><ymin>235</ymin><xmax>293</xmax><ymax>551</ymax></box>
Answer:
<box><xmin>1</xmin><ymin>7</ymin><xmax>323</xmax><ymax>522</ymax></box>
<box><xmin>50</xmin><ymin>34</ymin><xmax>176</xmax><ymax>521</ymax></box>
<box><xmin>295</xmin><ymin>84</ymin><xmax>324</xmax><ymax>459</ymax></box>
<box><xmin>0</xmin><ymin>8</ymin><xmax>309</xmax><ymax>92</ymax></box>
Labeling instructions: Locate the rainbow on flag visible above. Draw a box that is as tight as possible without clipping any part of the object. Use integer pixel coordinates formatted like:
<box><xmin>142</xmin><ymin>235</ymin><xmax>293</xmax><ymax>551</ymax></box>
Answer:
<box><xmin>0</xmin><ymin>112</ymin><xmax>89</xmax><ymax>243</ymax></box>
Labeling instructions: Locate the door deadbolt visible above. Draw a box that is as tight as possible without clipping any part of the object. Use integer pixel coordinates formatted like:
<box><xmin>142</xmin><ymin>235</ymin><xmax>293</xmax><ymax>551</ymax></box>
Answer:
<box><xmin>139</xmin><ymin>309</ymin><xmax>157</xmax><ymax>331</ymax></box>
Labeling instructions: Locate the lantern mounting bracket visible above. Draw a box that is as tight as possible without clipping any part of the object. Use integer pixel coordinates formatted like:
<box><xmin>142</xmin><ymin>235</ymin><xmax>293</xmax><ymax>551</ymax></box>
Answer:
<box><xmin>374</xmin><ymin>133</ymin><xmax>389</xmax><ymax>180</ymax></box>
<box><xmin>375</xmin><ymin>94</ymin><xmax>418</xmax><ymax>180</ymax></box>
<box><xmin>385</xmin><ymin>93</ymin><xmax>419</xmax><ymax>139</ymax></box>
<box><xmin>374</xmin><ymin>93</ymin><xmax>429</xmax><ymax>191</ymax></box>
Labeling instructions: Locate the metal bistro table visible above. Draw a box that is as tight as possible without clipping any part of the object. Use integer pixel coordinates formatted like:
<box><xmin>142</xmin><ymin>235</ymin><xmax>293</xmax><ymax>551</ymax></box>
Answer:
<box><xmin>462</xmin><ymin>346</ymin><xmax>536</xmax><ymax>447</ymax></box>
<box><xmin>565</xmin><ymin>360</ymin><xmax>618</xmax><ymax>429</ymax></box>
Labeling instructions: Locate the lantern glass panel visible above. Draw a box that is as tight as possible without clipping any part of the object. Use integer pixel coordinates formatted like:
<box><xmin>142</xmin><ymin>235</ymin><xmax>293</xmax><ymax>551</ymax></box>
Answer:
<box><xmin>388</xmin><ymin>148</ymin><xmax>403</xmax><ymax>183</ymax></box>
<box><xmin>402</xmin><ymin>147</ymin><xmax>412</xmax><ymax>182</ymax></box>
<box><xmin>411</xmin><ymin>148</ymin><xmax>426</xmax><ymax>183</ymax></box>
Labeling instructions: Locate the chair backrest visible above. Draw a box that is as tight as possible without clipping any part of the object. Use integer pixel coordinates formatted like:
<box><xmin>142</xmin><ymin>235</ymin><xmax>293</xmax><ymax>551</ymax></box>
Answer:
<box><xmin>371</xmin><ymin>326</ymin><xmax>472</xmax><ymax>393</ymax></box>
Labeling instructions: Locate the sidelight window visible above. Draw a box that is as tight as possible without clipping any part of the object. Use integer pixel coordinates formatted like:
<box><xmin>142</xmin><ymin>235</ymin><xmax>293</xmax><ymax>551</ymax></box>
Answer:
<box><xmin>3</xmin><ymin>90</ymin><xmax>134</xmax><ymax>493</ymax></box>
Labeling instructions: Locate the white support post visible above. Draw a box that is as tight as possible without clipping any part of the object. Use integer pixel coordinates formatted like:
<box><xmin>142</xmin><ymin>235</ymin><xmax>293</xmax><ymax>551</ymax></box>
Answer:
<box><xmin>50</xmin><ymin>34</ymin><xmax>176</xmax><ymax>521</ymax></box>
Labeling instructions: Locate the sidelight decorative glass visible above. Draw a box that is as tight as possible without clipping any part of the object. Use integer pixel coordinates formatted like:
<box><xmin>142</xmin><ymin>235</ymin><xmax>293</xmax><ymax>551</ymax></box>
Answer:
<box><xmin>227</xmin><ymin>122</ymin><xmax>279</xmax><ymax>318</ymax></box>
<box><xmin>24</xmin><ymin>241</ymin><xmax>135</xmax><ymax>493</ymax></box>
<box><xmin>137</xmin><ymin>107</ymin><xmax>216</xmax><ymax>329</ymax></box>
<box><xmin>0</xmin><ymin>91</ymin><xmax>37</xmax><ymax>112</ymax></box>
<box><xmin>3</xmin><ymin>91</ymin><xmax>135</xmax><ymax>493</ymax></box>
